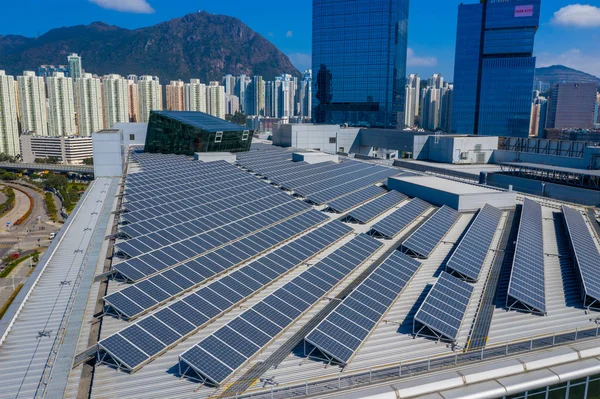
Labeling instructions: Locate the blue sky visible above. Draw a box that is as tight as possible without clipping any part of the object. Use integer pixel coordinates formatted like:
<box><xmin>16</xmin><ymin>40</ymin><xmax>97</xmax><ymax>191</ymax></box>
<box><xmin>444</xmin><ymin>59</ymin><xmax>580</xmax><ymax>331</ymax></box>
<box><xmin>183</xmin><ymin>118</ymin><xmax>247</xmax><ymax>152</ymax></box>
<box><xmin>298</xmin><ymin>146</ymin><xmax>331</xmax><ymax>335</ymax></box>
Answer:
<box><xmin>1</xmin><ymin>0</ymin><xmax>599</xmax><ymax>79</ymax></box>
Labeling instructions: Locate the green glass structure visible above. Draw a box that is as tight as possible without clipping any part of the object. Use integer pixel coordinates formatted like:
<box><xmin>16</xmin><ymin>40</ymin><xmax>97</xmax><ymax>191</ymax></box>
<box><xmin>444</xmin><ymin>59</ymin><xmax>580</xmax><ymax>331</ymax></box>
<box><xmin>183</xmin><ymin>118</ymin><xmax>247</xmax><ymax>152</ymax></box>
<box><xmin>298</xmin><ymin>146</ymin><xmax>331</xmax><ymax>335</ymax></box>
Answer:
<box><xmin>144</xmin><ymin>111</ymin><xmax>252</xmax><ymax>155</ymax></box>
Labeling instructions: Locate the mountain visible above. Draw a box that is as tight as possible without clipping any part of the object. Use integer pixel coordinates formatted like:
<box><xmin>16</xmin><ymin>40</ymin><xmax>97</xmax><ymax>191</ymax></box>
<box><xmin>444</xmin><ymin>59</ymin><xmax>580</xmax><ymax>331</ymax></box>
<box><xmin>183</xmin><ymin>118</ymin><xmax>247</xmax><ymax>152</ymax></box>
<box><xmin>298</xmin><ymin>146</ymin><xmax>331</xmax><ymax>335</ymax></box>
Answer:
<box><xmin>535</xmin><ymin>65</ymin><xmax>600</xmax><ymax>88</ymax></box>
<box><xmin>0</xmin><ymin>12</ymin><xmax>300</xmax><ymax>83</ymax></box>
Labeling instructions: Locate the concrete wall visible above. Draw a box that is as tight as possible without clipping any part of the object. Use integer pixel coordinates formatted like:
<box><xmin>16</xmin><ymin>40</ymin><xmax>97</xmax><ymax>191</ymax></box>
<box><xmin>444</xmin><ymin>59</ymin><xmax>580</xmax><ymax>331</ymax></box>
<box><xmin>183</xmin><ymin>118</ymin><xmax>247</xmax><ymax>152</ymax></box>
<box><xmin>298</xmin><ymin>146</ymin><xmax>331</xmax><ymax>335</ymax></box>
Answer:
<box><xmin>415</xmin><ymin>136</ymin><xmax>498</xmax><ymax>163</ymax></box>
<box><xmin>92</xmin><ymin>131</ymin><xmax>123</xmax><ymax>177</ymax></box>
<box><xmin>272</xmin><ymin>124</ymin><xmax>359</xmax><ymax>154</ymax></box>
<box><xmin>491</xmin><ymin>150</ymin><xmax>589</xmax><ymax>169</ymax></box>
<box><xmin>113</xmin><ymin>123</ymin><xmax>148</xmax><ymax>148</ymax></box>
<box><xmin>483</xmin><ymin>173</ymin><xmax>600</xmax><ymax>206</ymax></box>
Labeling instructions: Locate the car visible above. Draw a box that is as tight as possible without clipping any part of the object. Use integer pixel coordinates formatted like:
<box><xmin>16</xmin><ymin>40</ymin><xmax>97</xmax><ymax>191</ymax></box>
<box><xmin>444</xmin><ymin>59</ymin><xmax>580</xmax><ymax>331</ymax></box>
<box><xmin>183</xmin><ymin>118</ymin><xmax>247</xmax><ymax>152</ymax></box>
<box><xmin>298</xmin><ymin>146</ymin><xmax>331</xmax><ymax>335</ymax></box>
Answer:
<box><xmin>48</xmin><ymin>232</ymin><xmax>56</xmax><ymax>240</ymax></box>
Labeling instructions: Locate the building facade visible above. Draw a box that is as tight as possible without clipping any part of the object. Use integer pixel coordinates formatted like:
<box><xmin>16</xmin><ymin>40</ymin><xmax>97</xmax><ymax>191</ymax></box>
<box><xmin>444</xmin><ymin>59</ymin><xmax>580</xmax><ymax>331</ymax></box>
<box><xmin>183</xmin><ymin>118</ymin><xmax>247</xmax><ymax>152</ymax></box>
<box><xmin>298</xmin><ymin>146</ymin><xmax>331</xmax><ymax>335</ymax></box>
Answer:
<box><xmin>18</xmin><ymin>71</ymin><xmax>48</xmax><ymax>136</ymax></box>
<box><xmin>166</xmin><ymin>80</ymin><xmax>185</xmax><ymax>111</ymax></box>
<box><xmin>102</xmin><ymin>74</ymin><xmax>130</xmax><ymax>128</ymax></box>
<box><xmin>206</xmin><ymin>82</ymin><xmax>226</xmax><ymax>120</ymax></box>
<box><xmin>127</xmin><ymin>79</ymin><xmax>139</xmax><ymax>122</ymax></box>
<box><xmin>67</xmin><ymin>53</ymin><xmax>82</xmax><ymax>80</ymax></box>
<box><xmin>20</xmin><ymin>134</ymin><xmax>93</xmax><ymax>164</ymax></box>
<box><xmin>137</xmin><ymin>75</ymin><xmax>163</xmax><ymax>123</ymax></box>
<box><xmin>404</xmin><ymin>74</ymin><xmax>420</xmax><ymax>128</ymax></box>
<box><xmin>75</xmin><ymin>73</ymin><xmax>104</xmax><ymax>137</ymax></box>
<box><xmin>452</xmin><ymin>0</ymin><xmax>540</xmax><ymax>137</ymax></box>
<box><xmin>312</xmin><ymin>0</ymin><xmax>409</xmax><ymax>128</ymax></box>
<box><xmin>184</xmin><ymin>79</ymin><xmax>207</xmax><ymax>113</ymax></box>
<box><xmin>546</xmin><ymin>83</ymin><xmax>597</xmax><ymax>130</ymax></box>
<box><xmin>46</xmin><ymin>72</ymin><xmax>76</xmax><ymax>136</ymax></box>
<box><xmin>0</xmin><ymin>71</ymin><xmax>20</xmax><ymax>156</ymax></box>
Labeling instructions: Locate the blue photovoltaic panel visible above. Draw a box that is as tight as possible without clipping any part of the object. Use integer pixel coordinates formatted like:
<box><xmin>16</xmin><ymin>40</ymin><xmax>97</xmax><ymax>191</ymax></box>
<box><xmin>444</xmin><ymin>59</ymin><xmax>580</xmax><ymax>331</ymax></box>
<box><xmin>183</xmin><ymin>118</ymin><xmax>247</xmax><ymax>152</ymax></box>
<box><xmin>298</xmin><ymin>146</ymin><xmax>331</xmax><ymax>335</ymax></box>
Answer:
<box><xmin>507</xmin><ymin>199</ymin><xmax>546</xmax><ymax>314</ymax></box>
<box><xmin>305</xmin><ymin>251</ymin><xmax>421</xmax><ymax>364</ymax></box>
<box><xmin>562</xmin><ymin>205</ymin><xmax>600</xmax><ymax>310</ymax></box>
<box><xmin>97</xmin><ymin>221</ymin><xmax>353</xmax><ymax>371</ymax></box>
<box><xmin>369</xmin><ymin>198</ymin><xmax>431</xmax><ymax>239</ymax></box>
<box><xmin>178</xmin><ymin>234</ymin><xmax>383</xmax><ymax>386</ymax></box>
<box><xmin>326</xmin><ymin>186</ymin><xmax>386</xmax><ymax>213</ymax></box>
<box><xmin>346</xmin><ymin>190</ymin><xmax>407</xmax><ymax>223</ymax></box>
<box><xmin>445</xmin><ymin>204</ymin><xmax>503</xmax><ymax>282</ymax></box>
<box><xmin>413</xmin><ymin>271</ymin><xmax>474</xmax><ymax>343</ymax></box>
<box><xmin>402</xmin><ymin>206</ymin><xmax>460</xmax><ymax>258</ymax></box>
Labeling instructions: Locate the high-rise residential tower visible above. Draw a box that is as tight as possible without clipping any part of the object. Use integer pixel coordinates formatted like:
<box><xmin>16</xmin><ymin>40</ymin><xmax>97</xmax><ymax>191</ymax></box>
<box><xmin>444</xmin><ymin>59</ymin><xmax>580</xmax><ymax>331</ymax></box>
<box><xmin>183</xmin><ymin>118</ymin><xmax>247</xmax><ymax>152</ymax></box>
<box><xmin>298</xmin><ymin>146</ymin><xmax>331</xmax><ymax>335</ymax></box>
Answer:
<box><xmin>312</xmin><ymin>0</ymin><xmax>409</xmax><ymax>127</ymax></box>
<box><xmin>166</xmin><ymin>80</ymin><xmax>185</xmax><ymax>111</ymax></box>
<box><xmin>0</xmin><ymin>71</ymin><xmax>20</xmax><ymax>156</ymax></box>
<box><xmin>103</xmin><ymin>74</ymin><xmax>130</xmax><ymax>128</ymax></box>
<box><xmin>184</xmin><ymin>79</ymin><xmax>207</xmax><ymax>112</ymax></box>
<box><xmin>245</xmin><ymin>76</ymin><xmax>265</xmax><ymax>116</ymax></box>
<box><xmin>404</xmin><ymin>74</ymin><xmax>420</xmax><ymax>127</ymax></box>
<box><xmin>18</xmin><ymin>71</ymin><xmax>48</xmax><ymax>136</ymax></box>
<box><xmin>207</xmin><ymin>81</ymin><xmax>226</xmax><ymax>119</ymax></box>
<box><xmin>546</xmin><ymin>83</ymin><xmax>597</xmax><ymax>130</ymax></box>
<box><xmin>46</xmin><ymin>72</ymin><xmax>76</xmax><ymax>136</ymax></box>
<box><xmin>451</xmin><ymin>0</ymin><xmax>540</xmax><ymax>137</ymax></box>
<box><xmin>127</xmin><ymin>78</ymin><xmax>139</xmax><ymax>122</ymax></box>
<box><xmin>138</xmin><ymin>76</ymin><xmax>163</xmax><ymax>123</ymax></box>
<box><xmin>68</xmin><ymin>53</ymin><xmax>82</xmax><ymax>80</ymax></box>
<box><xmin>75</xmin><ymin>73</ymin><xmax>104</xmax><ymax>136</ymax></box>
<box><xmin>299</xmin><ymin>70</ymin><xmax>313</xmax><ymax>119</ymax></box>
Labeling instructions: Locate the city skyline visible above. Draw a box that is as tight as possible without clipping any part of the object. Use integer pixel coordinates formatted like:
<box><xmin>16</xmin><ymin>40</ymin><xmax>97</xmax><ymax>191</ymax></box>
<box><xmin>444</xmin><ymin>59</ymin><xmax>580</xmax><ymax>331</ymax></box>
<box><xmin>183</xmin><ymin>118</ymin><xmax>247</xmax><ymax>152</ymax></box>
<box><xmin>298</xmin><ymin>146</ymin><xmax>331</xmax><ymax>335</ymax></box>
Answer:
<box><xmin>0</xmin><ymin>1</ymin><xmax>599</xmax><ymax>79</ymax></box>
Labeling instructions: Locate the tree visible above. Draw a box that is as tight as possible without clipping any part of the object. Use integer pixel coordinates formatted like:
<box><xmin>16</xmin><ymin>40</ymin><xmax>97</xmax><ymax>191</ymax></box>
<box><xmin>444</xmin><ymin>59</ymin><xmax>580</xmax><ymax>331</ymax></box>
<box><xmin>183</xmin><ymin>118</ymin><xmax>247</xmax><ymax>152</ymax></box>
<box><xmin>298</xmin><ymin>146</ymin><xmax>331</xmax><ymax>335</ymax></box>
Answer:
<box><xmin>82</xmin><ymin>158</ymin><xmax>94</xmax><ymax>165</ymax></box>
<box><xmin>226</xmin><ymin>111</ymin><xmax>248</xmax><ymax>126</ymax></box>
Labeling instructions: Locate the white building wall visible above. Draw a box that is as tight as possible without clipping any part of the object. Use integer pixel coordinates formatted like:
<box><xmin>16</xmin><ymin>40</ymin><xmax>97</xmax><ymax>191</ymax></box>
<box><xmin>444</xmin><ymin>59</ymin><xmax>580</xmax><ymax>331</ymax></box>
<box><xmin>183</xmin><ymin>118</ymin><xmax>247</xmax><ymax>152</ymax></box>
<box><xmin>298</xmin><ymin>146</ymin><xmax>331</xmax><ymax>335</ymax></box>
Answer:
<box><xmin>92</xmin><ymin>130</ymin><xmax>123</xmax><ymax>177</ymax></box>
<box><xmin>19</xmin><ymin>135</ymin><xmax>93</xmax><ymax>164</ymax></box>
<box><xmin>184</xmin><ymin>80</ymin><xmax>207</xmax><ymax>112</ymax></box>
<box><xmin>17</xmin><ymin>71</ymin><xmax>48</xmax><ymax>136</ymax></box>
<box><xmin>102</xmin><ymin>74</ymin><xmax>130</xmax><ymax>128</ymax></box>
<box><xmin>138</xmin><ymin>76</ymin><xmax>162</xmax><ymax>123</ymax></box>
<box><xmin>273</xmin><ymin>124</ymin><xmax>359</xmax><ymax>154</ymax></box>
<box><xmin>75</xmin><ymin>73</ymin><xmax>104</xmax><ymax>137</ymax></box>
<box><xmin>0</xmin><ymin>71</ymin><xmax>20</xmax><ymax>156</ymax></box>
<box><xmin>207</xmin><ymin>82</ymin><xmax>226</xmax><ymax>119</ymax></box>
<box><xmin>46</xmin><ymin>72</ymin><xmax>76</xmax><ymax>136</ymax></box>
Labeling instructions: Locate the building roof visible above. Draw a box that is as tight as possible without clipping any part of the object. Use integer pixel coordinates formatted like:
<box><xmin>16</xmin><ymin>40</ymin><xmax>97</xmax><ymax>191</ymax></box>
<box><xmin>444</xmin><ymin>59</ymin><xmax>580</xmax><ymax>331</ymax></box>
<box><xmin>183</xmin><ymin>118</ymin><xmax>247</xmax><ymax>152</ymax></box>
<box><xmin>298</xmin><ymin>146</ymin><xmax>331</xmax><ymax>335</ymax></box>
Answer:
<box><xmin>501</xmin><ymin>162</ymin><xmax>600</xmax><ymax>178</ymax></box>
<box><xmin>390</xmin><ymin>174</ymin><xmax>503</xmax><ymax>195</ymax></box>
<box><xmin>151</xmin><ymin>111</ymin><xmax>247</xmax><ymax>133</ymax></box>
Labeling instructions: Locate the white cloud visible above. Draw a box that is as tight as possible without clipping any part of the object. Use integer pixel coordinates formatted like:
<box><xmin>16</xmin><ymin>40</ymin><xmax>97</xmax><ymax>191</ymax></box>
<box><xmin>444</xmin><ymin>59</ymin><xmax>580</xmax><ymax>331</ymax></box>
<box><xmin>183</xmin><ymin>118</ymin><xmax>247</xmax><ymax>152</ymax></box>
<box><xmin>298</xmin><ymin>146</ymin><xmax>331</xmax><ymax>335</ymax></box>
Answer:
<box><xmin>551</xmin><ymin>4</ymin><xmax>600</xmax><ymax>27</ymax></box>
<box><xmin>537</xmin><ymin>48</ymin><xmax>600</xmax><ymax>77</ymax></box>
<box><xmin>406</xmin><ymin>48</ymin><xmax>438</xmax><ymax>67</ymax></box>
<box><xmin>89</xmin><ymin>0</ymin><xmax>155</xmax><ymax>14</ymax></box>
<box><xmin>288</xmin><ymin>52</ymin><xmax>311</xmax><ymax>71</ymax></box>
<box><xmin>286</xmin><ymin>31</ymin><xmax>293</xmax><ymax>38</ymax></box>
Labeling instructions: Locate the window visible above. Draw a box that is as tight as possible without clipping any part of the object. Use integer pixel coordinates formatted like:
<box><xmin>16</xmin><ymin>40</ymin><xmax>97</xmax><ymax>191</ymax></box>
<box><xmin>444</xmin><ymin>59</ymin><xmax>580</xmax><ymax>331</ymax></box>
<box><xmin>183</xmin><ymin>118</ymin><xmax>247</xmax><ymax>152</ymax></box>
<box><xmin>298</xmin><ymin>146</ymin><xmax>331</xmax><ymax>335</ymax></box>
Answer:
<box><xmin>329</xmin><ymin>137</ymin><xmax>337</xmax><ymax>144</ymax></box>
<box><xmin>242</xmin><ymin>130</ymin><xmax>249</xmax><ymax>141</ymax></box>
<box><xmin>338</xmin><ymin>147</ymin><xmax>345</xmax><ymax>153</ymax></box>
<box><xmin>129</xmin><ymin>134</ymin><xmax>135</xmax><ymax>141</ymax></box>
<box><xmin>215</xmin><ymin>131</ymin><xmax>223</xmax><ymax>143</ymax></box>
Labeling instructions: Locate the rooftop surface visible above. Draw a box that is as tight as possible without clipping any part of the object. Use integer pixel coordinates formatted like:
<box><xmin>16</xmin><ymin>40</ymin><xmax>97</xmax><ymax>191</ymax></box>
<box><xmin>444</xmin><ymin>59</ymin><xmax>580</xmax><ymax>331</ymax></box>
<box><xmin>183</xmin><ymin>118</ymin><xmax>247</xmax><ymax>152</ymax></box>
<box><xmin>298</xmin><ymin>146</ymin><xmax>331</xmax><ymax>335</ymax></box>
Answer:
<box><xmin>151</xmin><ymin>111</ymin><xmax>248</xmax><ymax>133</ymax></box>
<box><xmin>389</xmin><ymin>175</ymin><xmax>503</xmax><ymax>195</ymax></box>
<box><xmin>501</xmin><ymin>162</ymin><xmax>600</xmax><ymax>178</ymax></box>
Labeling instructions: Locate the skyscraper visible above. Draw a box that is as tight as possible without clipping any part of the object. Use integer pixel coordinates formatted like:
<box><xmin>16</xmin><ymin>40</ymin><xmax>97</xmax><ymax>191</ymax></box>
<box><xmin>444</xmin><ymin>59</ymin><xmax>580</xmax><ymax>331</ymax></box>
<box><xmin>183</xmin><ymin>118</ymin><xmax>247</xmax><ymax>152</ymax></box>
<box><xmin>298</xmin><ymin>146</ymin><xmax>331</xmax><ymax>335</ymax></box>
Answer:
<box><xmin>245</xmin><ymin>76</ymin><xmax>265</xmax><ymax>116</ymax></box>
<box><xmin>75</xmin><ymin>73</ymin><xmax>104</xmax><ymax>136</ymax></box>
<box><xmin>166</xmin><ymin>80</ymin><xmax>185</xmax><ymax>111</ymax></box>
<box><xmin>18</xmin><ymin>71</ymin><xmax>48</xmax><ymax>136</ymax></box>
<box><xmin>404</xmin><ymin>74</ymin><xmax>420</xmax><ymax>128</ymax></box>
<box><xmin>46</xmin><ymin>72</ymin><xmax>76</xmax><ymax>136</ymax></box>
<box><xmin>312</xmin><ymin>0</ymin><xmax>409</xmax><ymax>128</ymax></box>
<box><xmin>299</xmin><ymin>70</ymin><xmax>313</xmax><ymax>119</ymax></box>
<box><xmin>103</xmin><ymin>74</ymin><xmax>130</xmax><ymax>127</ymax></box>
<box><xmin>68</xmin><ymin>53</ymin><xmax>82</xmax><ymax>80</ymax></box>
<box><xmin>138</xmin><ymin>76</ymin><xmax>163</xmax><ymax>123</ymax></box>
<box><xmin>451</xmin><ymin>0</ymin><xmax>540</xmax><ymax>137</ymax></box>
<box><xmin>546</xmin><ymin>83</ymin><xmax>597</xmax><ymax>130</ymax></box>
<box><xmin>595</xmin><ymin>93</ymin><xmax>600</xmax><ymax>127</ymax></box>
<box><xmin>184</xmin><ymin>79</ymin><xmax>207</xmax><ymax>113</ymax></box>
<box><xmin>127</xmin><ymin>78</ymin><xmax>139</xmax><ymax>122</ymax></box>
<box><xmin>207</xmin><ymin>81</ymin><xmax>226</xmax><ymax>119</ymax></box>
<box><xmin>0</xmin><ymin>71</ymin><xmax>20</xmax><ymax>156</ymax></box>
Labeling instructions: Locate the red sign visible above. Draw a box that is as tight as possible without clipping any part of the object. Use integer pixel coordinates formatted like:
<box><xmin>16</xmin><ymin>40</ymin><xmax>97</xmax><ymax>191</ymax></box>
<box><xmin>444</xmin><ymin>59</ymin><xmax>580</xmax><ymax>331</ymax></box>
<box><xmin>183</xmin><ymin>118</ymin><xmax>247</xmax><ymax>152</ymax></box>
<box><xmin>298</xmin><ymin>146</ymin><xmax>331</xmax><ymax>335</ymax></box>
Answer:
<box><xmin>515</xmin><ymin>5</ymin><xmax>534</xmax><ymax>17</ymax></box>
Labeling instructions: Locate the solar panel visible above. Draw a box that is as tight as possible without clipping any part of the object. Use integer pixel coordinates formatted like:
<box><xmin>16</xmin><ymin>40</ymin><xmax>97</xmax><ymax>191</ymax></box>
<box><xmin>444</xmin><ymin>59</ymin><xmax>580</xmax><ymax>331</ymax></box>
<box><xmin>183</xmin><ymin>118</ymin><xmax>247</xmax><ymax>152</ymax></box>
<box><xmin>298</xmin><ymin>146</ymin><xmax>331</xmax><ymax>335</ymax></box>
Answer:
<box><xmin>305</xmin><ymin>251</ymin><xmax>421</xmax><ymax>364</ymax></box>
<box><xmin>307</xmin><ymin>169</ymin><xmax>399</xmax><ymax>205</ymax></box>
<box><xmin>104</xmin><ymin>210</ymin><xmax>330</xmax><ymax>319</ymax></box>
<box><xmin>402</xmin><ymin>206</ymin><xmax>460</xmax><ymax>258</ymax></box>
<box><xmin>346</xmin><ymin>190</ymin><xmax>407</xmax><ymax>224</ymax></box>
<box><xmin>507</xmin><ymin>199</ymin><xmax>546</xmax><ymax>315</ymax></box>
<box><xmin>562</xmin><ymin>205</ymin><xmax>600</xmax><ymax>310</ymax></box>
<box><xmin>369</xmin><ymin>198</ymin><xmax>431</xmax><ymax>239</ymax></box>
<box><xmin>326</xmin><ymin>186</ymin><xmax>386</xmax><ymax>213</ymax></box>
<box><xmin>413</xmin><ymin>271</ymin><xmax>474</xmax><ymax>343</ymax></box>
<box><xmin>97</xmin><ymin>221</ymin><xmax>354</xmax><ymax>372</ymax></box>
<box><xmin>445</xmin><ymin>204</ymin><xmax>503</xmax><ymax>282</ymax></box>
<box><xmin>178</xmin><ymin>234</ymin><xmax>383</xmax><ymax>386</ymax></box>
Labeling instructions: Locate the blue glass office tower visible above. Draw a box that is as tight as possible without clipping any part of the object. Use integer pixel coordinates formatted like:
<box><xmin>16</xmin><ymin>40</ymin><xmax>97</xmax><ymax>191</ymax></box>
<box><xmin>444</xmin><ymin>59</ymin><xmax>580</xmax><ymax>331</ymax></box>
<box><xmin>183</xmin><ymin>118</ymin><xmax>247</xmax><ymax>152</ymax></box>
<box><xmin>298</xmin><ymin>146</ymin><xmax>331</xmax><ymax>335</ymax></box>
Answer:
<box><xmin>312</xmin><ymin>0</ymin><xmax>409</xmax><ymax>128</ymax></box>
<box><xmin>451</xmin><ymin>0</ymin><xmax>541</xmax><ymax>137</ymax></box>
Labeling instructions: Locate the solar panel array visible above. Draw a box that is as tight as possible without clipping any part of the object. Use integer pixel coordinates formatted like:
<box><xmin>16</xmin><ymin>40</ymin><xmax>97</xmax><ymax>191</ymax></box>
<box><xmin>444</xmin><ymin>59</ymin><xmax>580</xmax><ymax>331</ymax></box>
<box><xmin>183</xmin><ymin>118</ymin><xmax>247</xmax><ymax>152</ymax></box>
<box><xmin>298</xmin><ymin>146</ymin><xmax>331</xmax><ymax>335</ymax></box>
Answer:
<box><xmin>104</xmin><ymin>210</ymin><xmax>328</xmax><ymax>319</ymax></box>
<box><xmin>326</xmin><ymin>186</ymin><xmax>386</xmax><ymax>213</ymax></box>
<box><xmin>236</xmin><ymin>148</ymin><xmax>399</xmax><ymax>205</ymax></box>
<box><xmin>402</xmin><ymin>205</ymin><xmax>460</xmax><ymax>258</ymax></box>
<box><xmin>345</xmin><ymin>190</ymin><xmax>408</xmax><ymax>224</ymax></box>
<box><xmin>562</xmin><ymin>205</ymin><xmax>600</xmax><ymax>310</ymax></box>
<box><xmin>369</xmin><ymin>198</ymin><xmax>431</xmax><ymax>239</ymax></box>
<box><xmin>507</xmin><ymin>199</ymin><xmax>546</xmax><ymax>315</ymax></box>
<box><xmin>445</xmin><ymin>204</ymin><xmax>503</xmax><ymax>282</ymax></box>
<box><xmin>98</xmin><ymin>221</ymin><xmax>353</xmax><ymax>371</ymax></box>
<box><xmin>305</xmin><ymin>251</ymin><xmax>421</xmax><ymax>364</ymax></box>
<box><xmin>413</xmin><ymin>271</ymin><xmax>474</xmax><ymax>343</ymax></box>
<box><xmin>178</xmin><ymin>234</ymin><xmax>383</xmax><ymax>386</ymax></box>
